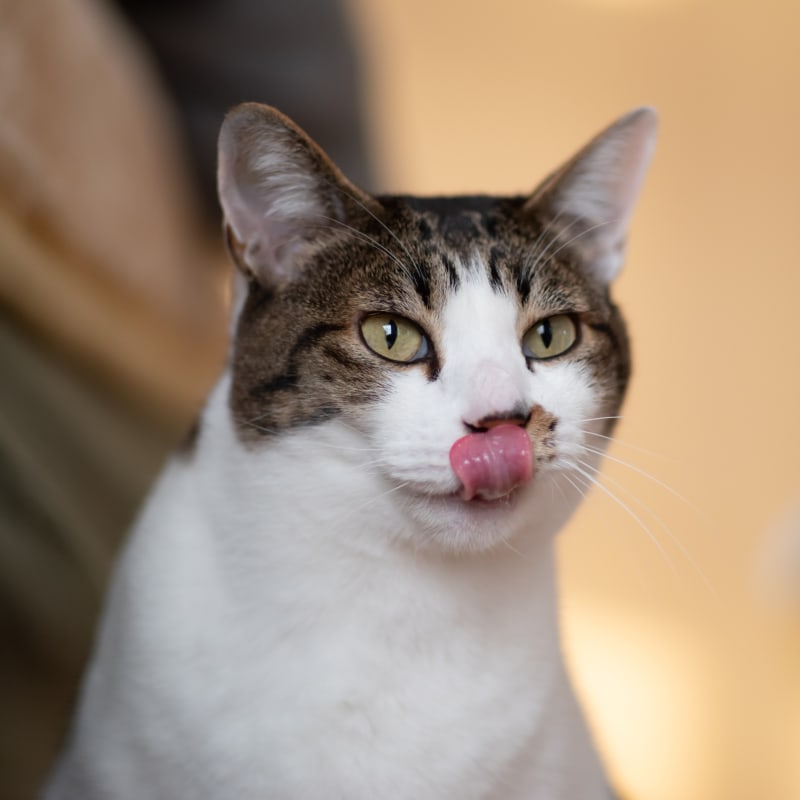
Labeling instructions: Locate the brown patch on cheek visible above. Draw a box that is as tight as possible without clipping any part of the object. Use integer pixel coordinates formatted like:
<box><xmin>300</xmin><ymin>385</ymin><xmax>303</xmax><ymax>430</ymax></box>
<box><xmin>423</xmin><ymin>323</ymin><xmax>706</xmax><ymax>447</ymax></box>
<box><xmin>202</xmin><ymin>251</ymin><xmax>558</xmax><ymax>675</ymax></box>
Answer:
<box><xmin>230</xmin><ymin>309</ymin><xmax>394</xmax><ymax>443</ymax></box>
<box><xmin>527</xmin><ymin>404</ymin><xmax>560</xmax><ymax>465</ymax></box>
<box><xmin>318</xmin><ymin>332</ymin><xmax>392</xmax><ymax>403</ymax></box>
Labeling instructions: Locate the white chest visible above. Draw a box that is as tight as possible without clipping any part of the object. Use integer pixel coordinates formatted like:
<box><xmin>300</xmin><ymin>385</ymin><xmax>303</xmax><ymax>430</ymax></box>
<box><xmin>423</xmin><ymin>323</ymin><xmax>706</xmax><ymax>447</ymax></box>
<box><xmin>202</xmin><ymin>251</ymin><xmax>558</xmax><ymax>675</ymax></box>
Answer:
<box><xmin>49</xmin><ymin>402</ymin><xmax>608</xmax><ymax>799</ymax></box>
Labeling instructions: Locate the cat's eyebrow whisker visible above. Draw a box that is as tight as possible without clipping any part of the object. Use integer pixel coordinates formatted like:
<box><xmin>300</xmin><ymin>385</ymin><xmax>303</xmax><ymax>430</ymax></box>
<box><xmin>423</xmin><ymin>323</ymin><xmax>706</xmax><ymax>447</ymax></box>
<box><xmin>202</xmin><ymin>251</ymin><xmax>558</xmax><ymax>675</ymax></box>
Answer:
<box><xmin>525</xmin><ymin>208</ymin><xmax>578</xmax><ymax>275</ymax></box>
<box><xmin>334</xmin><ymin>186</ymin><xmax>425</xmax><ymax>283</ymax></box>
<box><xmin>526</xmin><ymin>206</ymin><xmax>571</xmax><ymax>264</ymax></box>
<box><xmin>524</xmin><ymin>211</ymin><xmax>619</xmax><ymax>282</ymax></box>
<box><xmin>542</xmin><ymin>217</ymin><xmax>620</xmax><ymax>268</ymax></box>
<box><xmin>317</xmin><ymin>214</ymin><xmax>415</xmax><ymax>283</ymax></box>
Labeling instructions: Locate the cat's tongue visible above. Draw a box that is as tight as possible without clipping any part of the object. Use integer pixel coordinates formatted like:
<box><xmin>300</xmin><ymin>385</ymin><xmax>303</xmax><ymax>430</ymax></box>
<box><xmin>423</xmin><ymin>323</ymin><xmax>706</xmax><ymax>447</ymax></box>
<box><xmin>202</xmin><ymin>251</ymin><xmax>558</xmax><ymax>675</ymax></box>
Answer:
<box><xmin>449</xmin><ymin>425</ymin><xmax>533</xmax><ymax>502</ymax></box>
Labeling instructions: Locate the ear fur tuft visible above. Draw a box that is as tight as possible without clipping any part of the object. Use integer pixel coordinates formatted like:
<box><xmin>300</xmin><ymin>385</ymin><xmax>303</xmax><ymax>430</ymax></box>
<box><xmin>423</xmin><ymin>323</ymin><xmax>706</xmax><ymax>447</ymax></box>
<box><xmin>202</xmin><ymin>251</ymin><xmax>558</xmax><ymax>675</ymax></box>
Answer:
<box><xmin>217</xmin><ymin>103</ymin><xmax>373</xmax><ymax>287</ymax></box>
<box><xmin>527</xmin><ymin>107</ymin><xmax>658</xmax><ymax>283</ymax></box>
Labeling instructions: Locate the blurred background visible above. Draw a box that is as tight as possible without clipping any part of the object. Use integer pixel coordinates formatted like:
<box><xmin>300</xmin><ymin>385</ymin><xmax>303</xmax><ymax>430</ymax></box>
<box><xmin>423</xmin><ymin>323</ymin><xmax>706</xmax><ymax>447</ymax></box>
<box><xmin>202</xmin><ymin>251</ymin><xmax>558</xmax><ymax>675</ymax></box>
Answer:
<box><xmin>1</xmin><ymin>0</ymin><xmax>799</xmax><ymax>797</ymax></box>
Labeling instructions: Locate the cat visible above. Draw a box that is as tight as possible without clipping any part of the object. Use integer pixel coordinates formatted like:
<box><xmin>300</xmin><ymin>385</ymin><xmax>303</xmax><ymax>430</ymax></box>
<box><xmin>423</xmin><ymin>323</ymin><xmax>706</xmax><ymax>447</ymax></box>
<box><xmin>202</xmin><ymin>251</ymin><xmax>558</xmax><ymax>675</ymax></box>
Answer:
<box><xmin>45</xmin><ymin>102</ymin><xmax>657</xmax><ymax>799</ymax></box>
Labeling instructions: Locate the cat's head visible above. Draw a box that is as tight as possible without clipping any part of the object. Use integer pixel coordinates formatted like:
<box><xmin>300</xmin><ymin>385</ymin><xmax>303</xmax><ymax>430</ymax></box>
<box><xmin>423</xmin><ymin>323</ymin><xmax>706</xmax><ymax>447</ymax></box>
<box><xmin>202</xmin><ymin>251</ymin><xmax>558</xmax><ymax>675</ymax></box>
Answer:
<box><xmin>217</xmin><ymin>103</ymin><xmax>657</xmax><ymax>554</ymax></box>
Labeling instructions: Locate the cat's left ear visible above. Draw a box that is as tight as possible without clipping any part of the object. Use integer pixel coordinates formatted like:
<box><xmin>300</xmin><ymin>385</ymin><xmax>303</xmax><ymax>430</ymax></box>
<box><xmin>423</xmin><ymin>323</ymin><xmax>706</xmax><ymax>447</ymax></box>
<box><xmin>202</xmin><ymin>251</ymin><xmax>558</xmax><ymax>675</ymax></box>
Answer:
<box><xmin>217</xmin><ymin>103</ymin><xmax>375</xmax><ymax>287</ymax></box>
<box><xmin>525</xmin><ymin>107</ymin><xmax>658</xmax><ymax>284</ymax></box>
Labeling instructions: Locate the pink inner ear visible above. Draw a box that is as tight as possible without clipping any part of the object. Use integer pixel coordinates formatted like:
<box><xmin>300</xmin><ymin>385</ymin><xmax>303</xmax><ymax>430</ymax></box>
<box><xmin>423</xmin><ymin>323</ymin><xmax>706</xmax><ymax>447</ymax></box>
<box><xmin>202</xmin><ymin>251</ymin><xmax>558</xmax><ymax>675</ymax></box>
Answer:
<box><xmin>449</xmin><ymin>425</ymin><xmax>534</xmax><ymax>501</ymax></box>
<box><xmin>217</xmin><ymin>104</ymin><xmax>338</xmax><ymax>287</ymax></box>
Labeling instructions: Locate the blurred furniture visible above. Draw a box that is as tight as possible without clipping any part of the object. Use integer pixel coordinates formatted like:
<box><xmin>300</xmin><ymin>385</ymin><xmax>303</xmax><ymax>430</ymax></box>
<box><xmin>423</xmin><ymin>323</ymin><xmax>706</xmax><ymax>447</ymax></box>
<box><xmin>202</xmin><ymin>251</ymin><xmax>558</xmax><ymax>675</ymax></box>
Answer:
<box><xmin>0</xmin><ymin>1</ymin><xmax>225</xmax><ymax>795</ymax></box>
<box><xmin>0</xmin><ymin>0</ymin><xmax>372</xmax><ymax>795</ymax></box>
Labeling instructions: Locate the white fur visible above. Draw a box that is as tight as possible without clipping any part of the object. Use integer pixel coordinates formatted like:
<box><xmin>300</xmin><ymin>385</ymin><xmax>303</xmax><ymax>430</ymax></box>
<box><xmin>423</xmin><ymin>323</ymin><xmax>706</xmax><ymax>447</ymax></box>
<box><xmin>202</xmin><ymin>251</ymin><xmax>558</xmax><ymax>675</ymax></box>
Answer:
<box><xmin>46</xmin><ymin>268</ymin><xmax>614</xmax><ymax>799</ymax></box>
<box><xmin>371</xmin><ymin>263</ymin><xmax>605</xmax><ymax>552</ymax></box>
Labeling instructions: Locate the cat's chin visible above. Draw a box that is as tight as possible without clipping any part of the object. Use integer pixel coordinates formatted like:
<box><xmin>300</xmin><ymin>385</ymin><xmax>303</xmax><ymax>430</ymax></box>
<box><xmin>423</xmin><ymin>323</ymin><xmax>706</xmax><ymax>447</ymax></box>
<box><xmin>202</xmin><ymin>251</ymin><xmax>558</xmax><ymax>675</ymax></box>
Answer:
<box><xmin>399</xmin><ymin>485</ymin><xmax>533</xmax><ymax>555</ymax></box>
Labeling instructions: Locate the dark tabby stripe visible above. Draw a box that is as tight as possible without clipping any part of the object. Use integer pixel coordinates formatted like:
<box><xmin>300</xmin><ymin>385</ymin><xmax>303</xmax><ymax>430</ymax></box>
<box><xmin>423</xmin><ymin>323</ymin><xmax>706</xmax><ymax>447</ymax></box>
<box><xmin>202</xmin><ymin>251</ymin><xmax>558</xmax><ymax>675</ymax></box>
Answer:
<box><xmin>410</xmin><ymin>264</ymin><xmax>432</xmax><ymax>309</ymax></box>
<box><xmin>442</xmin><ymin>254</ymin><xmax>460</xmax><ymax>290</ymax></box>
<box><xmin>250</xmin><ymin>322</ymin><xmax>344</xmax><ymax>397</ymax></box>
<box><xmin>488</xmin><ymin>246</ymin><xmax>505</xmax><ymax>292</ymax></box>
<box><xmin>515</xmin><ymin>270</ymin><xmax>532</xmax><ymax>305</ymax></box>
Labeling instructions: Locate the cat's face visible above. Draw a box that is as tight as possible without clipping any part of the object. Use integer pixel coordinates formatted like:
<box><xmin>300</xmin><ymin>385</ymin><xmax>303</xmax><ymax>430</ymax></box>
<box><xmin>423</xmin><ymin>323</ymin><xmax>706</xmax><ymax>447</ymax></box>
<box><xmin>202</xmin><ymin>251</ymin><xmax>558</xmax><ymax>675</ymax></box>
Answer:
<box><xmin>217</xmin><ymin>104</ymin><xmax>656</xmax><ymax>553</ymax></box>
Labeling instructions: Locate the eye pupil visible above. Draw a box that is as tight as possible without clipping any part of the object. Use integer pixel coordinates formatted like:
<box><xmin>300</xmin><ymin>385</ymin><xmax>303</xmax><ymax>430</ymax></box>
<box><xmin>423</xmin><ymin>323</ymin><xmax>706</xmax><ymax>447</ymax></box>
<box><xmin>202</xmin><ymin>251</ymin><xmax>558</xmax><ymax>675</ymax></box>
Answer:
<box><xmin>383</xmin><ymin>320</ymin><xmax>398</xmax><ymax>349</ymax></box>
<box><xmin>538</xmin><ymin>320</ymin><xmax>553</xmax><ymax>350</ymax></box>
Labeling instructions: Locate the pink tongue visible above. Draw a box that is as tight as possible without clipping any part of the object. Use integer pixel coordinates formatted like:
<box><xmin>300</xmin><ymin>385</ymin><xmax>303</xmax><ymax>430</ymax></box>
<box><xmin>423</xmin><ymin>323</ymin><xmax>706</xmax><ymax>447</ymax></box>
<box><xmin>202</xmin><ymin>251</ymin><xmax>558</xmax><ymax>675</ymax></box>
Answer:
<box><xmin>449</xmin><ymin>425</ymin><xmax>534</xmax><ymax>501</ymax></box>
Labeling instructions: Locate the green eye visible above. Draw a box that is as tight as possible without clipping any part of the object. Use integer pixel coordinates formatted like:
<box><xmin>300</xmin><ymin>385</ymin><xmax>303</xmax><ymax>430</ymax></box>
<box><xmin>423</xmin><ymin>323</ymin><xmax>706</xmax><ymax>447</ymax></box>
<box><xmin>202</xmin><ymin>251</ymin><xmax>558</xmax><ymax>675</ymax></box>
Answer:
<box><xmin>360</xmin><ymin>314</ymin><xmax>428</xmax><ymax>363</ymax></box>
<box><xmin>523</xmin><ymin>315</ymin><xmax>578</xmax><ymax>360</ymax></box>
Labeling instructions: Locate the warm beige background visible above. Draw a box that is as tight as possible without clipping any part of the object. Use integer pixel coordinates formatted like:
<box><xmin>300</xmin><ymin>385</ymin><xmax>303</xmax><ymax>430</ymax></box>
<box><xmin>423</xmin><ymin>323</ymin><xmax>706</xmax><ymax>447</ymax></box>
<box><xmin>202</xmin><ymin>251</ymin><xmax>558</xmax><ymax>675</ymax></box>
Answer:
<box><xmin>3</xmin><ymin>0</ymin><xmax>798</xmax><ymax>797</ymax></box>
<box><xmin>348</xmin><ymin>0</ymin><xmax>800</xmax><ymax>798</ymax></box>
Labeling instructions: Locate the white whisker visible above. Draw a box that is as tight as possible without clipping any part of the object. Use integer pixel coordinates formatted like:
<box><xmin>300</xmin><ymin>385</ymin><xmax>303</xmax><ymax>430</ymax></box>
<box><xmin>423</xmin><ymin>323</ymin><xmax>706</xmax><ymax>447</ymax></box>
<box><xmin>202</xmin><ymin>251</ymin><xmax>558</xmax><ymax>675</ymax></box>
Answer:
<box><xmin>580</xmin><ymin>429</ymin><xmax>662</xmax><ymax>459</ymax></box>
<box><xmin>543</xmin><ymin>217</ymin><xmax>619</xmax><ymax>266</ymax></box>
<box><xmin>580</xmin><ymin>416</ymin><xmax>625</xmax><ymax>425</ymax></box>
<box><xmin>570</xmin><ymin>461</ymin><xmax>680</xmax><ymax>579</ymax></box>
<box><xmin>500</xmin><ymin>537</ymin><xmax>528</xmax><ymax>560</ymax></box>
<box><xmin>580</xmin><ymin>443</ymin><xmax>694</xmax><ymax>508</ymax></box>
<box><xmin>560</xmin><ymin>472</ymin><xmax>590</xmax><ymax>502</ymax></box>
<box><xmin>332</xmin><ymin>480</ymin><xmax>411</xmax><ymax>527</ymax></box>
<box><xmin>317</xmin><ymin>214</ymin><xmax>415</xmax><ymax>282</ymax></box>
<box><xmin>336</xmin><ymin>187</ymin><xmax>425</xmax><ymax>282</ymax></box>
<box><xmin>525</xmin><ymin>207</ymin><xmax>572</xmax><ymax>273</ymax></box>
<box><xmin>576</xmin><ymin>457</ymin><xmax>718</xmax><ymax>599</ymax></box>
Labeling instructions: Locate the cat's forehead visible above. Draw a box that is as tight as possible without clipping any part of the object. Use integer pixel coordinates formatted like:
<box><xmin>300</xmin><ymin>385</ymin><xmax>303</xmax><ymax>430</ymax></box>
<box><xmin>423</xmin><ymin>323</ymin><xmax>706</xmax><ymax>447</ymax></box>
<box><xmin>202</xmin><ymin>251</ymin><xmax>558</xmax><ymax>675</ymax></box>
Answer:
<box><xmin>338</xmin><ymin>193</ymin><xmax>602</xmax><ymax>315</ymax></box>
<box><xmin>378</xmin><ymin>194</ymin><xmax>527</xmax><ymax>251</ymax></box>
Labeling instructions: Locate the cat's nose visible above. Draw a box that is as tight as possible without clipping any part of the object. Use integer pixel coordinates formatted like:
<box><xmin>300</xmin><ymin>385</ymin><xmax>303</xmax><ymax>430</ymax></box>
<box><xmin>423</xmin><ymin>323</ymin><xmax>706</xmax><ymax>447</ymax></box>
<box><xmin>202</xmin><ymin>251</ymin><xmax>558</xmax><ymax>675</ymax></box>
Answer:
<box><xmin>466</xmin><ymin>408</ymin><xmax>532</xmax><ymax>433</ymax></box>
<box><xmin>460</xmin><ymin>360</ymin><xmax>531</xmax><ymax>430</ymax></box>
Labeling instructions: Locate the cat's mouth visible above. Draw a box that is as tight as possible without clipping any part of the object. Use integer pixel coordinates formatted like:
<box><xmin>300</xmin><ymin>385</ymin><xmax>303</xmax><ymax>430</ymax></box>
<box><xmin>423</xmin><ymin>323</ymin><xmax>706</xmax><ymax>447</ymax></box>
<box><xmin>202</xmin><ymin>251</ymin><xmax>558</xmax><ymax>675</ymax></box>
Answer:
<box><xmin>448</xmin><ymin>425</ymin><xmax>534</xmax><ymax>502</ymax></box>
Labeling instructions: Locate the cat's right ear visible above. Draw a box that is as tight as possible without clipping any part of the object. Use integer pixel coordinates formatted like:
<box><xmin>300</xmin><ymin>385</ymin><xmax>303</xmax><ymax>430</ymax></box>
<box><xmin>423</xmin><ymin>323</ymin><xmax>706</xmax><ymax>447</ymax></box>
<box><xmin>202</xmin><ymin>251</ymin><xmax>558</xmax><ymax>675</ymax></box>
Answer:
<box><xmin>217</xmin><ymin>103</ymin><xmax>374</xmax><ymax>288</ymax></box>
